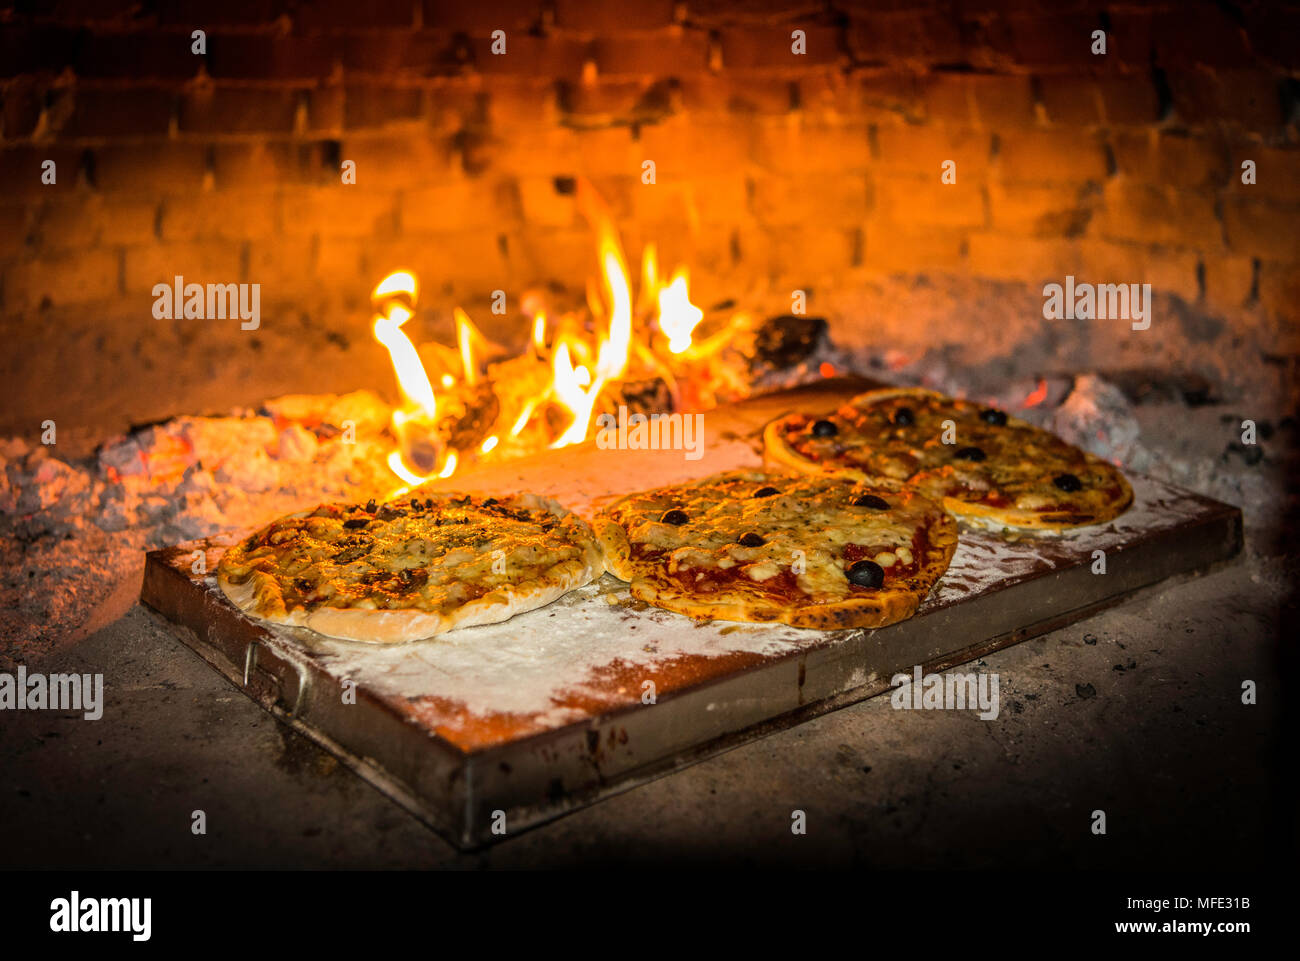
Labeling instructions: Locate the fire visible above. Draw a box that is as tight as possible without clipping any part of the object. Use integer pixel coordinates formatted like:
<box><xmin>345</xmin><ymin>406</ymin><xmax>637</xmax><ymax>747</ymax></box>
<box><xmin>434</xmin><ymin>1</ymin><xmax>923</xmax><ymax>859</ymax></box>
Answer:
<box><xmin>370</xmin><ymin>184</ymin><xmax>731</xmax><ymax>488</ymax></box>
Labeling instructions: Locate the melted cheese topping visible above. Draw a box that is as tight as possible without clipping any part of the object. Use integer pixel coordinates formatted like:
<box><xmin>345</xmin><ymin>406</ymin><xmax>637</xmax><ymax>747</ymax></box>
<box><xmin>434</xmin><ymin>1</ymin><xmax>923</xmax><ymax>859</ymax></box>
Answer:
<box><xmin>218</xmin><ymin>494</ymin><xmax>594</xmax><ymax>617</ymax></box>
<box><xmin>604</xmin><ymin>470</ymin><xmax>946</xmax><ymax>601</ymax></box>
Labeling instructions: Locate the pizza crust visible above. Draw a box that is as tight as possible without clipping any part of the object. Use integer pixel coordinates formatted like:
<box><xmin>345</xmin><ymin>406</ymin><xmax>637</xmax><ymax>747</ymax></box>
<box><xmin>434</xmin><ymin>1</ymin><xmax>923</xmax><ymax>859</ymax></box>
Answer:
<box><xmin>217</xmin><ymin>492</ymin><xmax>603</xmax><ymax>643</ymax></box>
<box><xmin>764</xmin><ymin>386</ymin><xmax>1134</xmax><ymax>531</ymax></box>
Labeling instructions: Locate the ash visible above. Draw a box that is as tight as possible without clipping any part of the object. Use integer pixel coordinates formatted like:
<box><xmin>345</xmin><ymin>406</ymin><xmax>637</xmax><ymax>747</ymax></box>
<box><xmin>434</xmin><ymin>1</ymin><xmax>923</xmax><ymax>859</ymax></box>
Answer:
<box><xmin>0</xmin><ymin>391</ymin><xmax>396</xmax><ymax>663</ymax></box>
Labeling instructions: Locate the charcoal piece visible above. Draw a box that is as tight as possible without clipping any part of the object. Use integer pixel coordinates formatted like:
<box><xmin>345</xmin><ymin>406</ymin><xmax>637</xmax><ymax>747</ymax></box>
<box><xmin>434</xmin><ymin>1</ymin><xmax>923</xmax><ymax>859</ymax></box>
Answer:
<box><xmin>441</xmin><ymin>382</ymin><xmax>500</xmax><ymax>452</ymax></box>
<box><xmin>614</xmin><ymin>378</ymin><xmax>674</xmax><ymax>417</ymax></box>
<box><xmin>751</xmin><ymin>315</ymin><xmax>829</xmax><ymax>371</ymax></box>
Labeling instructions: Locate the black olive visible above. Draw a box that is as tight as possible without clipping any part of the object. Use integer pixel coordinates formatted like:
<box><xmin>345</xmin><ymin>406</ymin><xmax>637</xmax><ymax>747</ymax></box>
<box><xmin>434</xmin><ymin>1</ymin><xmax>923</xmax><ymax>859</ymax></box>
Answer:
<box><xmin>1053</xmin><ymin>473</ymin><xmax>1083</xmax><ymax>492</ymax></box>
<box><xmin>661</xmin><ymin>509</ymin><xmax>689</xmax><ymax>525</ymax></box>
<box><xmin>847</xmin><ymin>560</ymin><xmax>885</xmax><ymax>588</ymax></box>
<box><xmin>343</xmin><ymin>518</ymin><xmax>369</xmax><ymax>529</ymax></box>
<box><xmin>811</xmin><ymin>419</ymin><xmax>837</xmax><ymax>437</ymax></box>
<box><xmin>980</xmin><ymin>408</ymin><xmax>1007</xmax><ymax>426</ymax></box>
<box><xmin>753</xmin><ymin>486</ymin><xmax>779</xmax><ymax>498</ymax></box>
<box><xmin>852</xmin><ymin>494</ymin><xmax>890</xmax><ymax>509</ymax></box>
<box><xmin>364</xmin><ymin>498</ymin><xmax>377</xmax><ymax>513</ymax></box>
<box><xmin>955</xmin><ymin>446</ymin><xmax>986</xmax><ymax>461</ymax></box>
<box><xmin>892</xmin><ymin>407</ymin><xmax>915</xmax><ymax>426</ymax></box>
<box><xmin>738</xmin><ymin>532</ymin><xmax>765</xmax><ymax>547</ymax></box>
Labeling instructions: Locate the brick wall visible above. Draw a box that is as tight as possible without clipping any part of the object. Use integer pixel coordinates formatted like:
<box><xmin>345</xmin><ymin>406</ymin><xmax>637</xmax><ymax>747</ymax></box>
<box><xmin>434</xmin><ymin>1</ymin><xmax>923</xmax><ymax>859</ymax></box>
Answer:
<box><xmin>2</xmin><ymin>0</ymin><xmax>1298</xmax><ymax>441</ymax></box>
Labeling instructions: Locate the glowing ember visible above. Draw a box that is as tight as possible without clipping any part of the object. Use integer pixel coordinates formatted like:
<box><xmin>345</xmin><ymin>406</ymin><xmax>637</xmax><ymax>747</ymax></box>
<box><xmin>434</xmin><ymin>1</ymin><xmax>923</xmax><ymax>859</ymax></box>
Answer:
<box><xmin>1022</xmin><ymin>378</ymin><xmax>1050</xmax><ymax>409</ymax></box>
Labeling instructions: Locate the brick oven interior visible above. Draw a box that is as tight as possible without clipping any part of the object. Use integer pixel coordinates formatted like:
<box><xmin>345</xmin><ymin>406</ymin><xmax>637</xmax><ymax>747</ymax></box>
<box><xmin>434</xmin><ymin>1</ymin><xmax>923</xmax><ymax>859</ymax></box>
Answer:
<box><xmin>0</xmin><ymin>0</ymin><xmax>1294</xmax><ymax>871</ymax></box>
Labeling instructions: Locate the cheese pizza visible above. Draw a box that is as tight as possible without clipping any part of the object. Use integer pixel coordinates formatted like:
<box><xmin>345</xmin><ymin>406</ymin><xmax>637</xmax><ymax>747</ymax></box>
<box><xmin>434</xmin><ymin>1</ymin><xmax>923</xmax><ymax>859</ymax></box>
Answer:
<box><xmin>764</xmin><ymin>386</ymin><xmax>1132</xmax><ymax>530</ymax></box>
<box><xmin>217</xmin><ymin>491</ymin><xmax>603</xmax><ymax>643</ymax></box>
<box><xmin>595</xmin><ymin>469</ymin><xmax>957</xmax><ymax>629</ymax></box>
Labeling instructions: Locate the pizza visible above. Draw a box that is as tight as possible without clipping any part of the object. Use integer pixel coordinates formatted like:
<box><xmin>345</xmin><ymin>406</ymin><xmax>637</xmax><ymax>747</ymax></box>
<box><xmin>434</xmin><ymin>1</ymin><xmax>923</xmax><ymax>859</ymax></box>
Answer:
<box><xmin>594</xmin><ymin>469</ymin><xmax>958</xmax><ymax>629</ymax></box>
<box><xmin>764</xmin><ymin>386</ymin><xmax>1133</xmax><ymax>530</ymax></box>
<box><xmin>217</xmin><ymin>491</ymin><xmax>603</xmax><ymax>643</ymax></box>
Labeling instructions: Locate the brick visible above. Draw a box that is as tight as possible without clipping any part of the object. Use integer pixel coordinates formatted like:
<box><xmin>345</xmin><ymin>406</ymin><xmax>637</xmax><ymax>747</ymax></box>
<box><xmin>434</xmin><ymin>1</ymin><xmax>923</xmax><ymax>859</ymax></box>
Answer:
<box><xmin>1037</xmin><ymin>74</ymin><xmax>1103</xmax><ymax>126</ymax></box>
<box><xmin>1000</xmin><ymin>13</ymin><xmax>1107</xmax><ymax>69</ymax></box>
<box><xmin>875</xmin><ymin>175</ymin><xmax>984</xmax><ymax>228</ymax></box>
<box><xmin>639</xmin><ymin>118</ymin><xmax>752</xmax><ymax>177</ymax></box>
<box><xmin>874</xmin><ymin>124</ymin><xmax>991</xmax><ymax>177</ymax></box>
<box><xmin>4</xmin><ymin>248</ymin><xmax>120</xmax><ymax>309</ymax></box>
<box><xmin>0</xmin><ymin>203</ymin><xmax>32</xmax><ymax>256</ymax></box>
<box><xmin>1077</xmin><ymin>240</ymin><xmax>1200</xmax><ymax>303</ymax></box>
<box><xmin>466</xmin><ymin>34</ymin><xmax>586</xmax><ymax>79</ymax></box>
<box><xmin>3</xmin><ymin>81</ymin><xmax>46</xmax><ymax>139</ymax></box>
<box><xmin>0</xmin><ymin>146</ymin><xmax>83</xmax><ymax>196</ymax></box>
<box><xmin>1152</xmin><ymin>4</ymin><xmax>1250</xmax><ymax>69</ymax></box>
<box><xmin>343</xmin><ymin>31</ymin><xmax>465</xmax><ymax>77</ymax></box>
<box><xmin>967</xmin><ymin>73</ymin><xmax>1036</xmax><ymax>127</ymax></box>
<box><xmin>156</xmin><ymin>0</ymin><xmax>282</xmax><ymax>27</ymax></box>
<box><xmin>294</xmin><ymin>0</ymin><xmax>417</xmax><ymax>30</ymax></box>
<box><xmin>1104</xmin><ymin>9</ymin><xmax>1155</xmax><ymax>70</ymax></box>
<box><xmin>1110</xmin><ymin>130</ymin><xmax>1228</xmax><ymax>188</ymax></box>
<box><xmin>92</xmin><ymin>142</ymin><xmax>208</xmax><ymax>193</ymax></box>
<box><xmin>678</xmin><ymin>75</ymin><xmax>794</xmax><ymax>115</ymax></box>
<box><xmin>558</xmin><ymin>79</ymin><xmax>665</xmax><ymax>122</ymax></box>
<box><xmin>123</xmin><ymin>241</ymin><xmax>242</xmax><ymax>294</ymax></box>
<box><xmin>590</xmin><ymin>29</ymin><xmax>710</xmax><ymax>78</ymax></box>
<box><xmin>422</xmin><ymin>0</ymin><xmax>542</xmax><ymax>32</ymax></box>
<box><xmin>1166</xmin><ymin>70</ymin><xmax>1283</xmax><ymax>130</ymax></box>
<box><xmin>1245</xmin><ymin>6</ymin><xmax>1300</xmax><ymax>70</ymax></box>
<box><xmin>1201</xmin><ymin>254</ymin><xmax>1255</xmax><ymax>315</ymax></box>
<box><xmin>967</xmin><ymin>233</ymin><xmax>1074</xmax><ymax>283</ymax></box>
<box><xmin>719</xmin><ymin>25</ymin><xmax>844</xmax><ymax>71</ymax></box>
<box><xmin>0</xmin><ymin>26</ymin><xmax>82</xmax><ymax>78</ymax></box>
<box><xmin>1258</xmin><ymin>262</ymin><xmax>1300</xmax><ymax>324</ymax></box>
<box><xmin>483</xmin><ymin>79</ymin><xmax>557</xmax><ymax>127</ymax></box>
<box><xmin>988</xmin><ymin>180</ymin><xmax>1095</xmax><ymax>237</ymax></box>
<box><xmin>213</xmin><ymin>141</ymin><xmax>336</xmax><ymax>188</ymax></box>
<box><xmin>31</xmin><ymin>195</ymin><xmax>157</xmax><ymax>248</ymax></box>
<box><xmin>58</xmin><ymin>88</ymin><xmax>174</xmax><ymax>139</ymax></box>
<box><xmin>339</xmin><ymin>132</ymin><xmax>461</xmax><ymax>187</ymax></box>
<box><xmin>753</xmin><ymin>123</ymin><xmax>871</xmax><ymax>174</ymax></box>
<box><xmin>74</xmin><ymin>31</ymin><xmax>203</xmax><ymax>80</ymax></box>
<box><xmin>847</xmin><ymin>11</ymin><xmax>964</xmax><ymax>66</ymax></box>
<box><xmin>307</xmin><ymin>85</ymin><xmax>344</xmax><ymax>132</ymax></box>
<box><xmin>517</xmin><ymin>176</ymin><xmax>578</xmax><ymax>227</ymax></box>
<box><xmin>1226</xmin><ymin>144</ymin><xmax>1300</xmax><ymax>202</ymax></box>
<box><xmin>864</xmin><ymin>221</ymin><xmax>965</xmax><ymax>275</ymax></box>
<box><xmin>749</xmin><ymin>173</ymin><xmax>870</xmax><ymax>227</ymax></box>
<box><xmin>344</xmin><ymin>85</ymin><xmax>425</xmax><ymax>128</ymax></box>
<box><xmin>205</xmin><ymin>34</ymin><xmax>340</xmax><ymax>81</ymax></box>
<box><xmin>179</xmin><ymin>87</ymin><xmax>298</xmax><ymax>134</ymax></box>
<box><xmin>315</xmin><ymin>237</ymin><xmax>368</xmax><ymax>289</ymax></box>
<box><xmin>279</xmin><ymin>187</ymin><xmax>398</xmax><ymax>239</ymax></box>
<box><xmin>686</xmin><ymin>1</ymin><xmax>823</xmax><ymax>27</ymax></box>
<box><xmin>38</xmin><ymin>0</ymin><xmax>143</xmax><ymax>21</ymax></box>
<box><xmin>402</xmin><ymin>180</ymin><xmax>518</xmax><ymax>231</ymax></box>
<box><xmin>917</xmin><ymin>71</ymin><xmax>974</xmax><ymax>124</ymax></box>
<box><xmin>1094</xmin><ymin>75</ymin><xmax>1160</xmax><ymax>125</ymax></box>
<box><xmin>1091</xmin><ymin>181</ymin><xmax>1219</xmax><ymax>250</ymax></box>
<box><xmin>245</xmin><ymin>235</ymin><xmax>317</xmax><ymax>290</ymax></box>
<box><xmin>752</xmin><ymin>224</ymin><xmax>857</xmax><ymax>282</ymax></box>
<box><xmin>160</xmin><ymin>191</ymin><xmax>277</xmax><ymax>241</ymax></box>
<box><xmin>553</xmin><ymin>0</ymin><xmax>676</xmax><ymax>32</ymax></box>
<box><xmin>365</xmin><ymin>230</ymin><xmax>507</xmax><ymax>296</ymax></box>
<box><xmin>995</xmin><ymin>129</ymin><xmax>1108</xmax><ymax>183</ymax></box>
<box><xmin>856</xmin><ymin>73</ymin><xmax>924</xmax><ymax>123</ymax></box>
<box><xmin>506</xmin><ymin>227</ymin><xmax>594</xmax><ymax>288</ymax></box>
<box><xmin>1223</xmin><ymin>198</ymin><xmax>1300</xmax><ymax>261</ymax></box>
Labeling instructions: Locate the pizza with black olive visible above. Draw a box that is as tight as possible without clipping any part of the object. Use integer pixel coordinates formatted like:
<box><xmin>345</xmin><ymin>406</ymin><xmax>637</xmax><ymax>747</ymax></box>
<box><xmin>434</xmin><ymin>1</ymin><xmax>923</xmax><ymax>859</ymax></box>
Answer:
<box><xmin>217</xmin><ymin>492</ymin><xmax>603</xmax><ymax>643</ymax></box>
<box><xmin>595</xmin><ymin>469</ymin><xmax>957</xmax><ymax>629</ymax></box>
<box><xmin>764</xmin><ymin>386</ymin><xmax>1133</xmax><ymax>530</ymax></box>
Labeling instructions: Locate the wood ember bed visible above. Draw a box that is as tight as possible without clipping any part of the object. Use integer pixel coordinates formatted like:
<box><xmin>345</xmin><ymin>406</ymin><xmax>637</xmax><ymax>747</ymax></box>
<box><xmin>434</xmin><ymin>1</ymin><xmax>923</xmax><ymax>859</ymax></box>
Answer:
<box><xmin>139</xmin><ymin>379</ymin><xmax>1242</xmax><ymax>848</ymax></box>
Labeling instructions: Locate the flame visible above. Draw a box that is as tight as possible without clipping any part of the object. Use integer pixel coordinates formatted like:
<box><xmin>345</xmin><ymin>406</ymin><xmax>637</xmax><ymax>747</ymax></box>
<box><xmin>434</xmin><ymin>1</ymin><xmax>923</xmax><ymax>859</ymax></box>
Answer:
<box><xmin>370</xmin><ymin>183</ymin><xmax>732</xmax><ymax>488</ymax></box>
<box><xmin>657</xmin><ymin>268</ymin><xmax>703</xmax><ymax>354</ymax></box>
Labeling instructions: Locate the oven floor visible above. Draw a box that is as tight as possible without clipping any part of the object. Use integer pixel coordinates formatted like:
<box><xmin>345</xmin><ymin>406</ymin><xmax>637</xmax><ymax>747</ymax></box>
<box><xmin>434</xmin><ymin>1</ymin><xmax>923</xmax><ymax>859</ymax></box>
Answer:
<box><xmin>0</xmin><ymin>554</ymin><xmax>1283</xmax><ymax>869</ymax></box>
